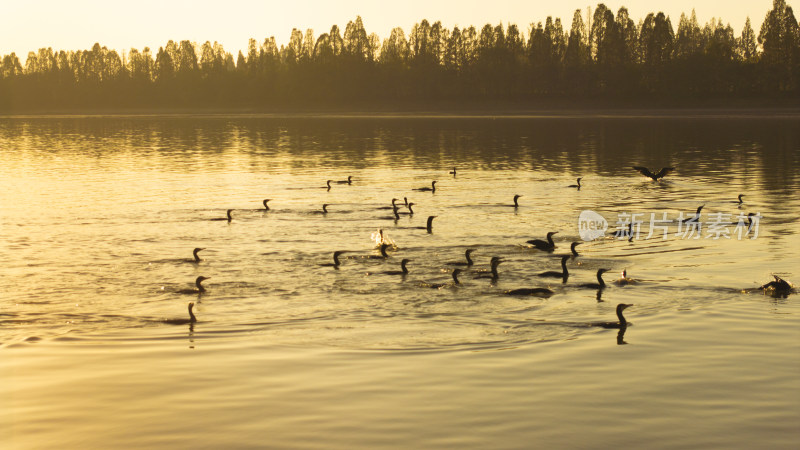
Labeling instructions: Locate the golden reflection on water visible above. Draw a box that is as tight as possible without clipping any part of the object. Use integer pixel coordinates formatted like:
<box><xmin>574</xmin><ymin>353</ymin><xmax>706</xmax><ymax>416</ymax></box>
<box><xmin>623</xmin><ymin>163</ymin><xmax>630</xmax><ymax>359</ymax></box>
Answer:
<box><xmin>0</xmin><ymin>116</ymin><xmax>799</xmax><ymax>448</ymax></box>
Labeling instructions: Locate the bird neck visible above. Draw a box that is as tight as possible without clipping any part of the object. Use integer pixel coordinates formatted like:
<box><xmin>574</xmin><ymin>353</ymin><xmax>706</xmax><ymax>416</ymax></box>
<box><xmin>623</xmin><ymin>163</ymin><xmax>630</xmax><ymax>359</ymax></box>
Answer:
<box><xmin>597</xmin><ymin>272</ymin><xmax>606</xmax><ymax>287</ymax></box>
<box><xmin>616</xmin><ymin>308</ymin><xmax>627</xmax><ymax>326</ymax></box>
<box><xmin>188</xmin><ymin>304</ymin><xmax>197</xmax><ymax>322</ymax></box>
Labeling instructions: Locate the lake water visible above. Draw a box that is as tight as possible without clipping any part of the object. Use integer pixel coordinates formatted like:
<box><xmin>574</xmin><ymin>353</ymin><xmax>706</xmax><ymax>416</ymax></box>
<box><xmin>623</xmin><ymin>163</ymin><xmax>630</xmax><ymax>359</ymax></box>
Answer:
<box><xmin>1</xmin><ymin>114</ymin><xmax>799</xmax><ymax>448</ymax></box>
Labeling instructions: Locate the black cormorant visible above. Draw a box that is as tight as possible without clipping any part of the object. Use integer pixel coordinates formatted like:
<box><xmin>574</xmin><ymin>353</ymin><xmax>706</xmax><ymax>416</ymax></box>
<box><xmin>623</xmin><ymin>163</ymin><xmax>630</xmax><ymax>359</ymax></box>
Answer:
<box><xmin>365</xmin><ymin>243</ymin><xmax>391</xmax><ymax>259</ymax></box>
<box><xmin>474</xmin><ymin>257</ymin><xmax>503</xmax><ymax>280</ymax></box>
<box><xmin>537</xmin><ymin>255</ymin><xmax>569</xmax><ymax>283</ymax></box>
<box><xmin>191</xmin><ymin>247</ymin><xmax>205</xmax><ymax>263</ymax></box>
<box><xmin>590</xmin><ymin>303</ymin><xmax>633</xmax><ymax>328</ymax></box>
<box><xmin>510</xmin><ymin>194</ymin><xmax>522</xmax><ymax>208</ymax></box>
<box><xmin>336</xmin><ymin>176</ymin><xmax>353</xmax><ymax>185</ymax></box>
<box><xmin>262</xmin><ymin>199</ymin><xmax>271</xmax><ymax>210</ymax></box>
<box><xmin>377</xmin><ymin>198</ymin><xmax>399</xmax><ymax>210</ymax></box>
<box><xmin>527</xmin><ymin>231</ymin><xmax>558</xmax><ymax>252</ymax></box>
<box><xmin>429</xmin><ymin>268</ymin><xmax>462</xmax><ymax>288</ymax></box>
<box><xmin>177</xmin><ymin>276</ymin><xmax>210</xmax><ymax>294</ymax></box>
<box><xmin>681</xmin><ymin>205</ymin><xmax>704</xmax><ymax>223</ymax></box>
<box><xmin>414</xmin><ymin>215</ymin><xmax>436</xmax><ymax>233</ymax></box>
<box><xmin>397</xmin><ymin>203</ymin><xmax>415</xmax><ymax>215</ymax></box>
<box><xmin>210</xmin><ymin>209</ymin><xmax>234</xmax><ymax>222</ymax></box>
<box><xmin>446</xmin><ymin>249</ymin><xmax>476</xmax><ymax>267</ymax></box>
<box><xmin>760</xmin><ymin>275</ymin><xmax>793</xmax><ymax>296</ymax></box>
<box><xmin>504</xmin><ymin>287</ymin><xmax>555</xmax><ymax>297</ymax></box>
<box><xmin>633</xmin><ymin>166</ymin><xmax>675</xmax><ymax>181</ymax></box>
<box><xmin>163</xmin><ymin>302</ymin><xmax>198</xmax><ymax>325</ymax></box>
<box><xmin>570</xmin><ymin>242</ymin><xmax>581</xmax><ymax>257</ymax></box>
<box><xmin>734</xmin><ymin>194</ymin><xmax>745</xmax><ymax>204</ymax></box>
<box><xmin>321</xmin><ymin>251</ymin><xmax>347</xmax><ymax>269</ymax></box>
<box><xmin>414</xmin><ymin>181</ymin><xmax>437</xmax><ymax>192</ymax></box>
<box><xmin>578</xmin><ymin>268</ymin><xmax>610</xmax><ymax>289</ymax></box>
<box><xmin>383</xmin><ymin>259</ymin><xmax>411</xmax><ymax>276</ymax></box>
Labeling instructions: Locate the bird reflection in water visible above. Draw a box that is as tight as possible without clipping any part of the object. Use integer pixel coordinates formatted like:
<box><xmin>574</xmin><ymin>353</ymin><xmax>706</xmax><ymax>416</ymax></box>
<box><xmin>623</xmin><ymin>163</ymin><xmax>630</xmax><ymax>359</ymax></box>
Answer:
<box><xmin>616</xmin><ymin>327</ymin><xmax>629</xmax><ymax>345</ymax></box>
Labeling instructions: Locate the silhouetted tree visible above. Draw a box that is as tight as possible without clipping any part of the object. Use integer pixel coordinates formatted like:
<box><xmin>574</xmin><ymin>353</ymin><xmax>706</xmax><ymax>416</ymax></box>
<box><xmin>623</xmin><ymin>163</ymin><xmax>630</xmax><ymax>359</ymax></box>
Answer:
<box><xmin>1</xmin><ymin>2</ymin><xmax>798</xmax><ymax>111</ymax></box>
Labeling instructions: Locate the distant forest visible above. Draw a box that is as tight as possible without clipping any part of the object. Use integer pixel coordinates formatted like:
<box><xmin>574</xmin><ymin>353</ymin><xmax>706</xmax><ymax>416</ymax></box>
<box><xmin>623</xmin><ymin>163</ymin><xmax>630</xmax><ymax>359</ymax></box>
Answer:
<box><xmin>1</xmin><ymin>1</ymin><xmax>799</xmax><ymax>112</ymax></box>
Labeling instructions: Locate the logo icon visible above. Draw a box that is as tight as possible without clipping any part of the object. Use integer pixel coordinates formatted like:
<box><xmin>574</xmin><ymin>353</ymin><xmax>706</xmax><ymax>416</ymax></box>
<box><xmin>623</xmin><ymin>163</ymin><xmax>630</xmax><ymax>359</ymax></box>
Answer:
<box><xmin>578</xmin><ymin>210</ymin><xmax>608</xmax><ymax>241</ymax></box>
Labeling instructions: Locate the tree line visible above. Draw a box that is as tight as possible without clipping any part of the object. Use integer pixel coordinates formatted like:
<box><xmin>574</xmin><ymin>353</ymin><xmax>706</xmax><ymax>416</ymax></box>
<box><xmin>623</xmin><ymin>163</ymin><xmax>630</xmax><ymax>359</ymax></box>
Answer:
<box><xmin>1</xmin><ymin>1</ymin><xmax>799</xmax><ymax>112</ymax></box>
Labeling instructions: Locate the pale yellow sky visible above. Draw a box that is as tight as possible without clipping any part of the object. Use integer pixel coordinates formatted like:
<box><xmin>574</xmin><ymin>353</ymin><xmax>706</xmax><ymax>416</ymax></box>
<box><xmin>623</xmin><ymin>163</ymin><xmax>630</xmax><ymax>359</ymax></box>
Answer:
<box><xmin>0</xmin><ymin>0</ymin><xmax>776</xmax><ymax>57</ymax></box>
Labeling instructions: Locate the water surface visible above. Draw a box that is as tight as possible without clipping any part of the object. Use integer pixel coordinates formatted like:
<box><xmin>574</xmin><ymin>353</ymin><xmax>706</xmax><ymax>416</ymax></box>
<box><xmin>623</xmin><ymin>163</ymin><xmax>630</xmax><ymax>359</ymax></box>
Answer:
<box><xmin>1</xmin><ymin>115</ymin><xmax>799</xmax><ymax>448</ymax></box>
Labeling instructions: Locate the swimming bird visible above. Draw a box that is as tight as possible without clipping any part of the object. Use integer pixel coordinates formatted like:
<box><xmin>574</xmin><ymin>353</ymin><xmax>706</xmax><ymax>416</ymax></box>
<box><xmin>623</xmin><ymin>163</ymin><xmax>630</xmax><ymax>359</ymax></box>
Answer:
<box><xmin>616</xmin><ymin>222</ymin><xmax>635</xmax><ymax>242</ymax></box>
<box><xmin>383</xmin><ymin>259</ymin><xmax>411</xmax><ymax>276</ymax></box>
<box><xmin>759</xmin><ymin>275</ymin><xmax>794</xmax><ymax>296</ymax></box>
<box><xmin>364</xmin><ymin>243</ymin><xmax>391</xmax><ymax>259</ymax></box>
<box><xmin>510</xmin><ymin>194</ymin><xmax>522</xmax><ymax>208</ymax></box>
<box><xmin>570</xmin><ymin>242</ymin><xmax>581</xmax><ymax>257</ymax></box>
<box><xmin>474</xmin><ymin>257</ymin><xmax>503</xmax><ymax>280</ymax></box>
<box><xmin>321</xmin><ymin>204</ymin><xmax>330</xmax><ymax>214</ymax></box>
<box><xmin>321</xmin><ymin>251</ymin><xmax>347</xmax><ymax>269</ymax></box>
<box><xmin>177</xmin><ymin>276</ymin><xmax>210</xmax><ymax>294</ymax></box>
<box><xmin>446</xmin><ymin>249</ymin><xmax>476</xmax><ymax>267</ymax></box>
<box><xmin>262</xmin><ymin>199</ymin><xmax>271</xmax><ymax>210</ymax></box>
<box><xmin>414</xmin><ymin>181</ymin><xmax>437</xmax><ymax>192</ymax></box>
<box><xmin>414</xmin><ymin>215</ymin><xmax>436</xmax><ymax>233</ymax></box>
<box><xmin>449</xmin><ymin>167</ymin><xmax>457</xmax><ymax>177</ymax></box>
<box><xmin>614</xmin><ymin>269</ymin><xmax>637</xmax><ymax>286</ymax></box>
<box><xmin>428</xmin><ymin>268</ymin><xmax>462</xmax><ymax>288</ymax></box>
<box><xmin>380</xmin><ymin>206</ymin><xmax>400</xmax><ymax>221</ymax></box>
<box><xmin>590</xmin><ymin>303</ymin><xmax>633</xmax><ymax>329</ymax></box>
<box><xmin>734</xmin><ymin>194</ymin><xmax>745</xmax><ymax>204</ymax></box>
<box><xmin>190</xmin><ymin>247</ymin><xmax>205</xmax><ymax>263</ymax></box>
<box><xmin>210</xmin><ymin>209</ymin><xmax>234</xmax><ymax>222</ymax></box>
<box><xmin>377</xmin><ymin>198</ymin><xmax>399</xmax><ymax>210</ymax></box>
<box><xmin>163</xmin><ymin>302</ymin><xmax>198</xmax><ymax>325</ymax></box>
<box><xmin>396</xmin><ymin>203</ymin><xmax>415</xmax><ymax>215</ymax></box>
<box><xmin>578</xmin><ymin>268</ymin><xmax>610</xmax><ymax>289</ymax></box>
<box><xmin>681</xmin><ymin>205</ymin><xmax>704</xmax><ymax>223</ymax></box>
<box><xmin>537</xmin><ymin>255</ymin><xmax>569</xmax><ymax>283</ymax></box>
<box><xmin>504</xmin><ymin>287</ymin><xmax>555</xmax><ymax>297</ymax></box>
<box><xmin>336</xmin><ymin>176</ymin><xmax>353</xmax><ymax>185</ymax></box>
<box><xmin>568</xmin><ymin>178</ymin><xmax>582</xmax><ymax>189</ymax></box>
<box><xmin>527</xmin><ymin>232</ymin><xmax>558</xmax><ymax>252</ymax></box>
<box><xmin>633</xmin><ymin>166</ymin><xmax>674</xmax><ymax>181</ymax></box>
<box><xmin>325</xmin><ymin>180</ymin><xmax>332</xmax><ymax>191</ymax></box>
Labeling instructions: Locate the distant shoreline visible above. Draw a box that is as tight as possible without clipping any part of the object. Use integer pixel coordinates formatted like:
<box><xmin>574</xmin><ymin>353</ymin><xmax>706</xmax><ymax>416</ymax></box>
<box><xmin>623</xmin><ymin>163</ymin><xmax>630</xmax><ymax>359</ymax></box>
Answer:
<box><xmin>2</xmin><ymin>106</ymin><xmax>800</xmax><ymax>119</ymax></box>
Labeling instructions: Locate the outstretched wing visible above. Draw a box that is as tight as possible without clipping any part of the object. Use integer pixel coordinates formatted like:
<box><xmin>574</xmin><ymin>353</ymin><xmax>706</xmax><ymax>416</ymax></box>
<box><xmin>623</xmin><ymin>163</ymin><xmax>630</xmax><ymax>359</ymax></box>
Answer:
<box><xmin>632</xmin><ymin>166</ymin><xmax>656</xmax><ymax>179</ymax></box>
<box><xmin>654</xmin><ymin>167</ymin><xmax>675</xmax><ymax>179</ymax></box>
